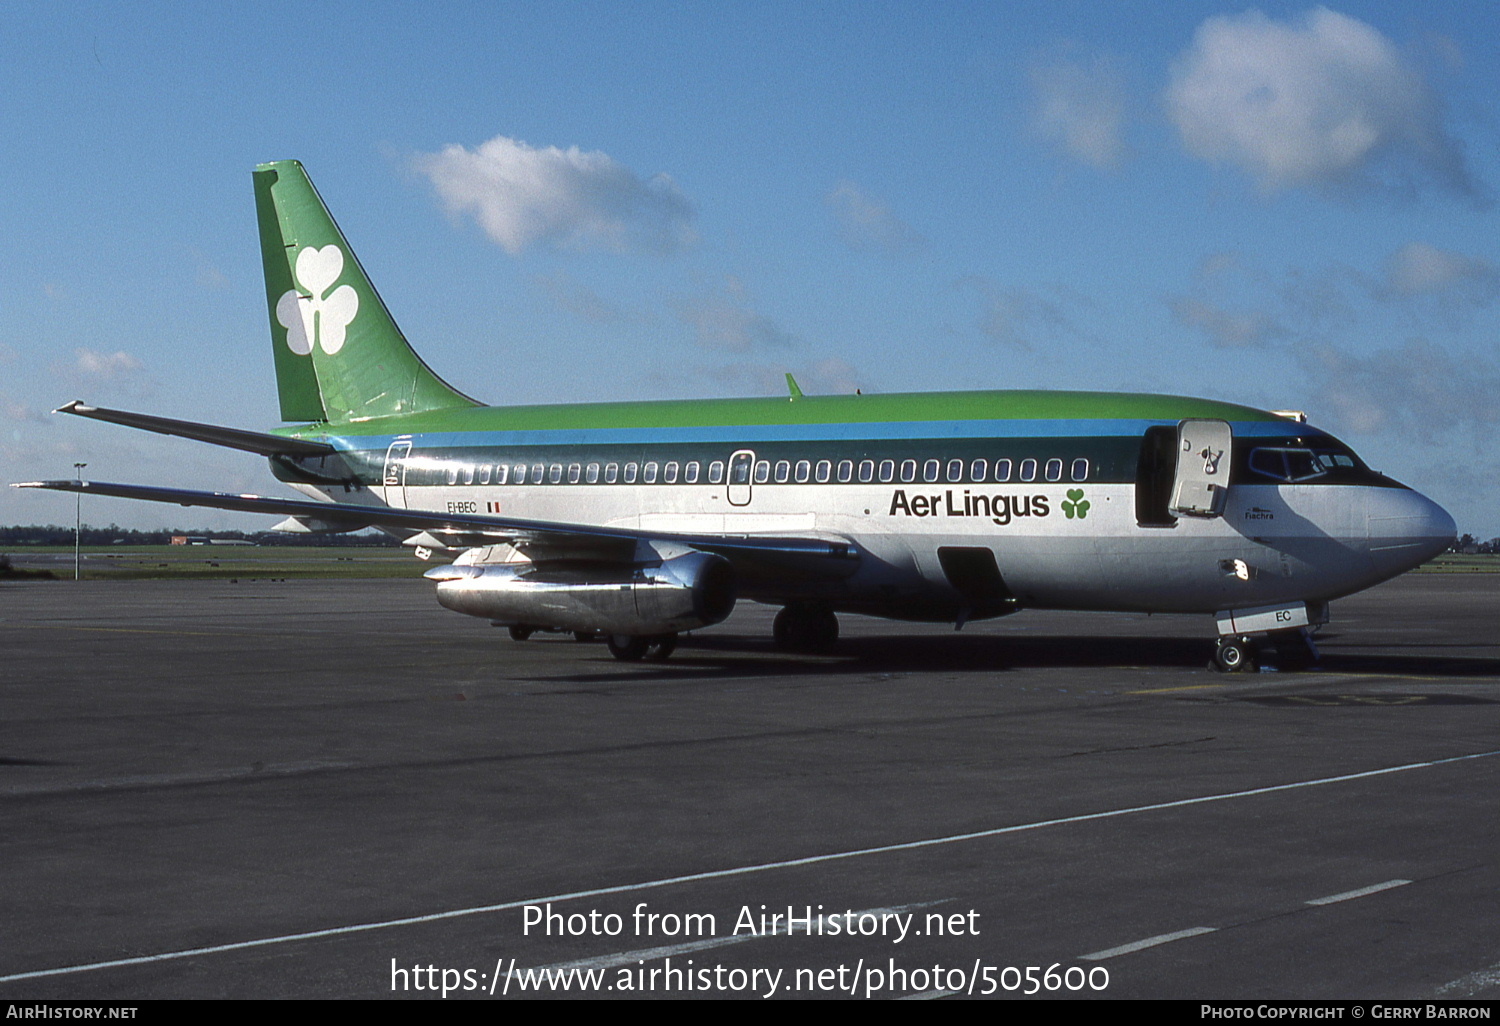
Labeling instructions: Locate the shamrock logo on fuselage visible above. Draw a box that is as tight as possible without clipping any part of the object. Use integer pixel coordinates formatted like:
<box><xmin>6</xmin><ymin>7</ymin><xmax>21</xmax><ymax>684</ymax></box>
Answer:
<box><xmin>1061</xmin><ymin>488</ymin><xmax>1091</xmax><ymax>519</ymax></box>
<box><xmin>276</xmin><ymin>245</ymin><xmax>359</xmax><ymax>355</ymax></box>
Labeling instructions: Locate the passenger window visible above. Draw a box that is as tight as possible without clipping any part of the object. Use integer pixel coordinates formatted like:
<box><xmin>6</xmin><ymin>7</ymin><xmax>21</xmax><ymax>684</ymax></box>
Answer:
<box><xmin>838</xmin><ymin>460</ymin><xmax>854</xmax><ymax>483</ymax></box>
<box><xmin>549</xmin><ymin>464</ymin><xmax>563</xmax><ymax>484</ymax></box>
<box><xmin>664</xmin><ymin>461</ymin><xmax>679</xmax><ymax>483</ymax></box>
<box><xmin>585</xmin><ymin>463</ymin><xmax>600</xmax><ymax>484</ymax></box>
<box><xmin>605</xmin><ymin>463</ymin><xmax>619</xmax><ymax>483</ymax></box>
<box><xmin>1045</xmin><ymin>458</ymin><xmax>1062</xmax><ymax>482</ymax></box>
<box><xmin>531</xmin><ymin>462</ymin><xmax>545</xmax><ymax>483</ymax></box>
<box><xmin>879</xmin><ymin>460</ymin><xmax>895</xmax><ymax>483</ymax></box>
<box><xmin>479</xmin><ymin>464</ymin><xmax>492</xmax><ymax>485</ymax></box>
<box><xmin>923</xmin><ymin>459</ymin><xmax>940</xmax><ymax>483</ymax></box>
<box><xmin>624</xmin><ymin>462</ymin><xmax>639</xmax><ymax>484</ymax></box>
<box><xmin>946</xmin><ymin>459</ymin><xmax>963</xmax><ymax>482</ymax></box>
<box><xmin>446</xmin><ymin>465</ymin><xmax>459</xmax><ymax>486</ymax></box>
<box><xmin>795</xmin><ymin>460</ymin><xmax>811</xmax><ymax>483</ymax></box>
<box><xmin>686</xmin><ymin>462</ymin><xmax>700</xmax><ymax>483</ymax></box>
<box><xmin>463</xmin><ymin>465</ymin><xmax>475</xmax><ymax>485</ymax></box>
<box><xmin>1071</xmin><ymin>458</ymin><xmax>1088</xmax><ymax>482</ymax></box>
<box><xmin>644</xmin><ymin>462</ymin><xmax>659</xmax><ymax>484</ymax></box>
<box><xmin>1020</xmin><ymin>459</ymin><xmax>1037</xmax><ymax>482</ymax></box>
<box><xmin>970</xmin><ymin>459</ymin><xmax>987</xmax><ymax>483</ymax></box>
<box><xmin>565</xmin><ymin>463</ymin><xmax>579</xmax><ymax>484</ymax></box>
<box><xmin>754</xmin><ymin>461</ymin><xmax>770</xmax><ymax>484</ymax></box>
<box><xmin>994</xmin><ymin>459</ymin><xmax>1012</xmax><ymax>482</ymax></box>
<box><xmin>708</xmin><ymin>461</ymin><xmax>725</xmax><ymax>484</ymax></box>
<box><xmin>859</xmin><ymin>460</ymin><xmax>875</xmax><ymax>483</ymax></box>
<box><xmin>775</xmin><ymin>460</ymin><xmax>790</xmax><ymax>483</ymax></box>
<box><xmin>513</xmin><ymin>464</ymin><xmax>527</xmax><ymax>485</ymax></box>
<box><xmin>496</xmin><ymin>464</ymin><xmax>509</xmax><ymax>485</ymax></box>
<box><xmin>815</xmin><ymin>460</ymin><xmax>831</xmax><ymax>483</ymax></box>
<box><xmin>900</xmin><ymin>460</ymin><xmax>917</xmax><ymax>482</ymax></box>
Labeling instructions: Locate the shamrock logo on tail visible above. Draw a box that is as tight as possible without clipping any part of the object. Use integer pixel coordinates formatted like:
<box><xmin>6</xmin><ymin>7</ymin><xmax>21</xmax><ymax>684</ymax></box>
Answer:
<box><xmin>1062</xmin><ymin>488</ymin><xmax>1091</xmax><ymax>520</ymax></box>
<box><xmin>277</xmin><ymin>245</ymin><xmax>359</xmax><ymax>355</ymax></box>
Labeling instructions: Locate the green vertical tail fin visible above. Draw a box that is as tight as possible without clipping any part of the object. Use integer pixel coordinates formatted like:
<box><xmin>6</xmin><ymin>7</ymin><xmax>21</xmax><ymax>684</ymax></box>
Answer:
<box><xmin>253</xmin><ymin>160</ymin><xmax>478</xmax><ymax>423</ymax></box>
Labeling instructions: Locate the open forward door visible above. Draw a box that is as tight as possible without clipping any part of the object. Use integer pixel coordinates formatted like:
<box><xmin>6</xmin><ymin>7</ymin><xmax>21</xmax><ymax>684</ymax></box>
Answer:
<box><xmin>1170</xmin><ymin>418</ymin><xmax>1231</xmax><ymax>518</ymax></box>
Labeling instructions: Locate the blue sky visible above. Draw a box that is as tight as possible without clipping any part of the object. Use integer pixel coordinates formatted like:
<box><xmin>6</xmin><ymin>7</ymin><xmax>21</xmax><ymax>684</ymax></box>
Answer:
<box><xmin>3</xmin><ymin>1</ymin><xmax>1498</xmax><ymax>536</ymax></box>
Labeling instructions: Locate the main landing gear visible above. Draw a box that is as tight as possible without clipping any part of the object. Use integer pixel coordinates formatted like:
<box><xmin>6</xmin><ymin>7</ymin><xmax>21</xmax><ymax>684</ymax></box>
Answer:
<box><xmin>1212</xmin><ymin>628</ymin><xmax>1321</xmax><ymax>673</ymax></box>
<box><xmin>773</xmin><ymin>602</ymin><xmax>839</xmax><ymax>653</ymax></box>
<box><xmin>502</xmin><ymin>622</ymin><xmax>680</xmax><ymax>661</ymax></box>
<box><xmin>606</xmin><ymin>634</ymin><xmax>678</xmax><ymax>662</ymax></box>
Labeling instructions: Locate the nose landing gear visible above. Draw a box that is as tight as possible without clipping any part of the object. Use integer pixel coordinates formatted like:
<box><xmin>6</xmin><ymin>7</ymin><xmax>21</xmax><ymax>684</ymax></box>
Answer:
<box><xmin>1212</xmin><ymin>627</ymin><xmax>1321</xmax><ymax>673</ymax></box>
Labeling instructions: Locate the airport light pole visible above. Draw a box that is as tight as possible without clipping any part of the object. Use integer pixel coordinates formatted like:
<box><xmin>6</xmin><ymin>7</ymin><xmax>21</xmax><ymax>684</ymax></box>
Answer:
<box><xmin>74</xmin><ymin>462</ymin><xmax>86</xmax><ymax>581</ymax></box>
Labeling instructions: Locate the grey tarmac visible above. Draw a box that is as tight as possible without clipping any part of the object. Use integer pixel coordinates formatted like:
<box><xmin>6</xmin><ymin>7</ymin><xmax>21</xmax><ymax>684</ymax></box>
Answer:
<box><xmin>2</xmin><ymin>573</ymin><xmax>1498</xmax><ymax>999</ymax></box>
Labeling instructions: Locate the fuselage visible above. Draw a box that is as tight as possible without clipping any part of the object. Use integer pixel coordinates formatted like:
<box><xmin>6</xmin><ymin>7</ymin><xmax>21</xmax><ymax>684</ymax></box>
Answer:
<box><xmin>270</xmin><ymin>388</ymin><xmax>1455</xmax><ymax>624</ymax></box>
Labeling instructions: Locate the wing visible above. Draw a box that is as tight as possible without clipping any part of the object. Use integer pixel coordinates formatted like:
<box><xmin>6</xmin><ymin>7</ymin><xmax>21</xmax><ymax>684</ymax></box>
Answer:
<box><xmin>54</xmin><ymin>401</ymin><xmax>335</xmax><ymax>456</ymax></box>
<box><xmin>12</xmin><ymin>479</ymin><xmax>861</xmax><ymax>581</ymax></box>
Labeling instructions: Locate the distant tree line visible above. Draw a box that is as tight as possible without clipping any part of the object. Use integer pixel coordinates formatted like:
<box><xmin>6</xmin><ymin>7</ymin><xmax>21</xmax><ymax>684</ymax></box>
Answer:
<box><xmin>0</xmin><ymin>524</ymin><xmax>400</xmax><ymax>547</ymax></box>
<box><xmin>1452</xmin><ymin>535</ymin><xmax>1500</xmax><ymax>554</ymax></box>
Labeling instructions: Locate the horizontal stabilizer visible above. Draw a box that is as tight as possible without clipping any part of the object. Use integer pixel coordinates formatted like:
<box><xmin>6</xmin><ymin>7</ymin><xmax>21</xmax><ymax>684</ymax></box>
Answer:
<box><xmin>55</xmin><ymin>401</ymin><xmax>334</xmax><ymax>457</ymax></box>
<box><xmin>12</xmin><ymin>479</ymin><xmax>862</xmax><ymax>579</ymax></box>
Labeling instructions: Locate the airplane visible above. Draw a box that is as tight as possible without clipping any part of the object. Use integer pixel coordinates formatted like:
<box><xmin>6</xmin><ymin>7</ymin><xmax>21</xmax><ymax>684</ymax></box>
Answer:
<box><xmin>15</xmin><ymin>160</ymin><xmax>1456</xmax><ymax>670</ymax></box>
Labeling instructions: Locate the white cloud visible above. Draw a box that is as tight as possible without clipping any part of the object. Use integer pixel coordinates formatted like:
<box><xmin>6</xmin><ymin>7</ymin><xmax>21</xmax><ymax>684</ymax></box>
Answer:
<box><xmin>1030</xmin><ymin>53</ymin><xmax>1129</xmax><ymax>170</ymax></box>
<box><xmin>415</xmin><ymin>135</ymin><xmax>696</xmax><ymax>255</ymax></box>
<box><xmin>1381</xmin><ymin>242</ymin><xmax>1500</xmax><ymax>302</ymax></box>
<box><xmin>1301</xmin><ymin>338</ymin><xmax>1500</xmax><ymax>438</ymax></box>
<box><xmin>73</xmin><ymin>349</ymin><xmax>143</xmax><ymax>378</ymax></box>
<box><xmin>960</xmin><ymin>278</ymin><xmax>1090</xmax><ymax>351</ymax></box>
<box><xmin>678</xmin><ymin>277</ymin><xmax>795</xmax><ymax>352</ymax></box>
<box><xmin>4</xmin><ymin>396</ymin><xmax>47</xmax><ymax>423</ymax></box>
<box><xmin>826</xmin><ymin>181</ymin><xmax>926</xmax><ymax>254</ymax></box>
<box><xmin>531</xmin><ymin>271</ymin><xmax>645</xmax><ymax>325</ymax></box>
<box><xmin>1168</xmin><ymin>297</ymin><xmax>1285</xmax><ymax>349</ymax></box>
<box><xmin>1166</xmin><ymin>8</ymin><xmax>1481</xmax><ymax>199</ymax></box>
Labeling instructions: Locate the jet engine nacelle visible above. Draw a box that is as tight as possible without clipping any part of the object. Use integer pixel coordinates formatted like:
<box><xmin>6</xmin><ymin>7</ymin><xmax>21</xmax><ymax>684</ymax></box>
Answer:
<box><xmin>426</xmin><ymin>550</ymin><xmax>737</xmax><ymax>636</ymax></box>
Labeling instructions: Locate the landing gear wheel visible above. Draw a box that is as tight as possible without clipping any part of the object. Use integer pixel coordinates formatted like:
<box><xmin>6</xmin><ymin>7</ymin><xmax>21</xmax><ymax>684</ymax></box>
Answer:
<box><xmin>508</xmin><ymin>625</ymin><xmax>533</xmax><ymax>642</ymax></box>
<box><xmin>773</xmin><ymin>603</ymin><xmax>839</xmax><ymax>652</ymax></box>
<box><xmin>606</xmin><ymin>634</ymin><xmax>650</xmax><ymax>661</ymax></box>
<box><xmin>1213</xmin><ymin>636</ymin><xmax>1255</xmax><ymax>673</ymax></box>
<box><xmin>645</xmin><ymin>634</ymin><xmax>678</xmax><ymax>661</ymax></box>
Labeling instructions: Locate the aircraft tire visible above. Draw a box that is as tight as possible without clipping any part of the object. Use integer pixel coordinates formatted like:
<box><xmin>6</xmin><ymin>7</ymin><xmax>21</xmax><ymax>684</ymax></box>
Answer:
<box><xmin>1213</xmin><ymin>636</ymin><xmax>1254</xmax><ymax>673</ymax></box>
<box><xmin>508</xmin><ymin>625</ymin><xmax>533</xmax><ymax>642</ymax></box>
<box><xmin>607</xmin><ymin>634</ymin><xmax>650</xmax><ymax>661</ymax></box>
<box><xmin>773</xmin><ymin>603</ymin><xmax>839</xmax><ymax>653</ymax></box>
<box><xmin>645</xmin><ymin>634</ymin><xmax>678</xmax><ymax>661</ymax></box>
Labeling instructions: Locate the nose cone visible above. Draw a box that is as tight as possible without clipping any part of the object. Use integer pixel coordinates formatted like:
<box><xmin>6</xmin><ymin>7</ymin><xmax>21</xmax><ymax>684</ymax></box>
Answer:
<box><xmin>1367</xmin><ymin>487</ymin><xmax>1456</xmax><ymax>579</ymax></box>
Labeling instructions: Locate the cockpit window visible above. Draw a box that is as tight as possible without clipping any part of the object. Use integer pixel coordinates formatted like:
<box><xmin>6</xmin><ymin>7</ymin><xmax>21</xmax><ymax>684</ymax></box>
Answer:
<box><xmin>1248</xmin><ymin>447</ymin><xmax>1327</xmax><ymax>483</ymax></box>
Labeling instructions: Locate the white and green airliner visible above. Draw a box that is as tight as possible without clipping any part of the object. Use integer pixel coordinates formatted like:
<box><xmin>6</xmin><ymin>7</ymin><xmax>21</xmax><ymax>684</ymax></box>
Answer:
<box><xmin>18</xmin><ymin>161</ymin><xmax>1455</xmax><ymax>668</ymax></box>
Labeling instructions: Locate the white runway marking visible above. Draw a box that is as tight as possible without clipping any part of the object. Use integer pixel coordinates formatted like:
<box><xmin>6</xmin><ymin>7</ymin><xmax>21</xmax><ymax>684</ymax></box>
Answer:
<box><xmin>1081</xmin><ymin>927</ymin><xmax>1218</xmax><ymax>961</ymax></box>
<box><xmin>3</xmin><ymin>747</ymin><xmax>1497</xmax><ymax>985</ymax></box>
<box><xmin>1305</xmin><ymin>879</ymin><xmax>1412</xmax><ymax>906</ymax></box>
<box><xmin>1436</xmin><ymin>960</ymin><xmax>1500</xmax><ymax>998</ymax></box>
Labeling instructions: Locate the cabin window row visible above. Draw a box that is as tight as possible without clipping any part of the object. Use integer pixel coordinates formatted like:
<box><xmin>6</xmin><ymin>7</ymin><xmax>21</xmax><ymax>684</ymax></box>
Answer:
<box><xmin>442</xmin><ymin>456</ymin><xmax>1091</xmax><ymax>487</ymax></box>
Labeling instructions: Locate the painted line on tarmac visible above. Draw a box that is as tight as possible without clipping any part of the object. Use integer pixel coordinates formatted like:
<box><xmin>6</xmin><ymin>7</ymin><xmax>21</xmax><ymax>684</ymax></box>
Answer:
<box><xmin>1126</xmin><ymin>684</ymin><xmax>1226</xmax><ymax>695</ymax></box>
<box><xmin>4</xmin><ymin>747</ymin><xmax>1498</xmax><ymax>984</ymax></box>
<box><xmin>1305</xmin><ymin>879</ymin><xmax>1412</xmax><ymax>906</ymax></box>
<box><xmin>1081</xmin><ymin>926</ymin><xmax>1218</xmax><ymax>961</ymax></box>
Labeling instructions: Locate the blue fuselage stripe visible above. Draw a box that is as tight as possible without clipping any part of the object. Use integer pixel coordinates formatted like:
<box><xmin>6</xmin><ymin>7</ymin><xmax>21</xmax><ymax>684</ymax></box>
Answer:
<box><xmin>323</xmin><ymin>419</ymin><xmax>1319</xmax><ymax>452</ymax></box>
